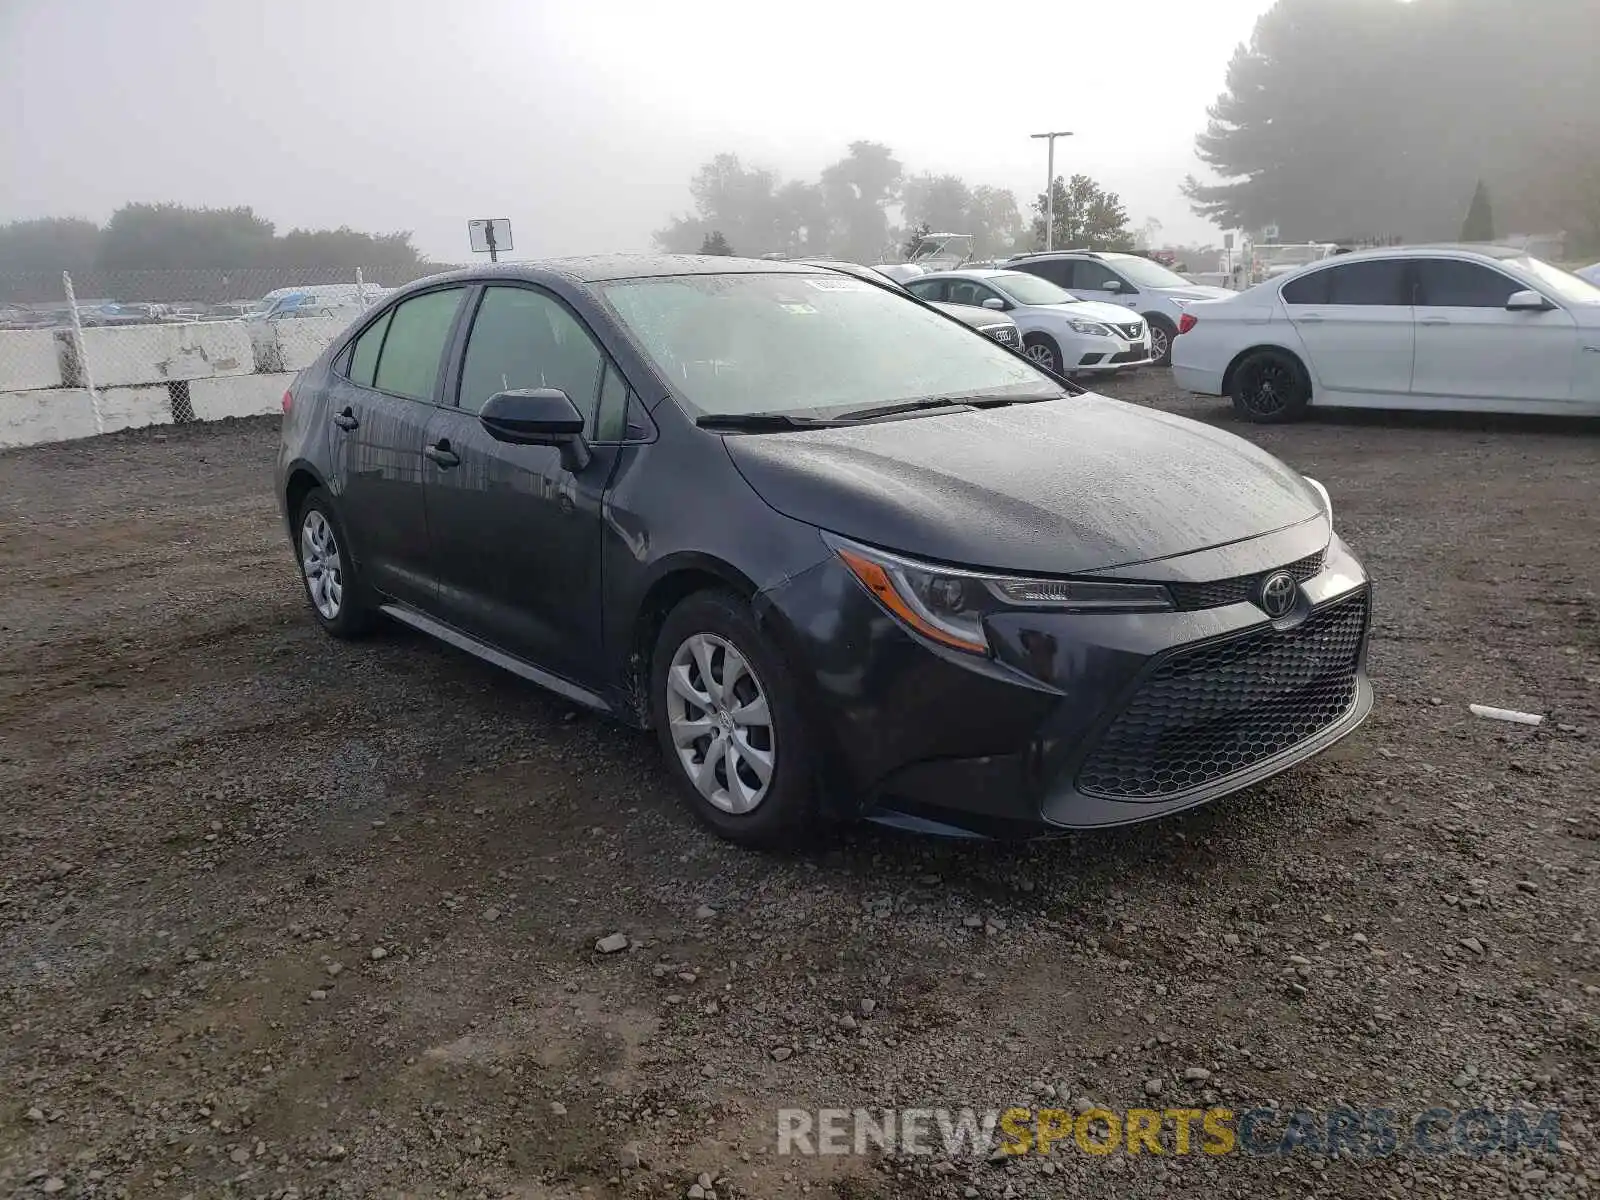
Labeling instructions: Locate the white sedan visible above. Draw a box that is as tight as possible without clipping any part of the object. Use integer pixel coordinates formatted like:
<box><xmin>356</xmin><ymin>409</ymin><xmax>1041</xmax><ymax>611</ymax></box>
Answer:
<box><xmin>905</xmin><ymin>269</ymin><xmax>1152</xmax><ymax>377</ymax></box>
<box><xmin>1171</xmin><ymin>246</ymin><xmax>1600</xmax><ymax>421</ymax></box>
<box><xmin>1578</xmin><ymin>263</ymin><xmax>1600</xmax><ymax>286</ymax></box>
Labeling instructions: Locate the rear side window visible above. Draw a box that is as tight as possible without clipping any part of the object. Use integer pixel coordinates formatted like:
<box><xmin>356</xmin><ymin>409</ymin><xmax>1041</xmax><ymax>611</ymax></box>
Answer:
<box><xmin>372</xmin><ymin>287</ymin><xmax>467</xmax><ymax>401</ymax></box>
<box><xmin>1321</xmin><ymin>261</ymin><xmax>1410</xmax><ymax>306</ymax></box>
<box><xmin>1280</xmin><ymin>270</ymin><xmax>1331</xmax><ymax>306</ymax></box>
<box><xmin>1414</xmin><ymin>259</ymin><xmax>1522</xmax><ymax>307</ymax></box>
<box><xmin>458</xmin><ymin>285</ymin><xmax>605</xmax><ymax>420</ymax></box>
<box><xmin>347</xmin><ymin>309</ymin><xmax>392</xmax><ymax>387</ymax></box>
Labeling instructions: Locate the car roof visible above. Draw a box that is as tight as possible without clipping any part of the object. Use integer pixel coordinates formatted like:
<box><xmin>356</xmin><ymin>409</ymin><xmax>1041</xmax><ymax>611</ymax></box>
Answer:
<box><xmin>411</xmin><ymin>254</ymin><xmax>826</xmax><ymax>290</ymax></box>
<box><xmin>1295</xmin><ymin>243</ymin><xmax>1527</xmax><ymax>264</ymax></box>
<box><xmin>905</xmin><ymin>268</ymin><xmax>1016</xmax><ymax>281</ymax></box>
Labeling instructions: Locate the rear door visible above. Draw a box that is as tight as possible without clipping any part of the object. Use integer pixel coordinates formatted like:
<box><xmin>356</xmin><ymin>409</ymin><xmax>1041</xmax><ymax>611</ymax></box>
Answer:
<box><xmin>326</xmin><ymin>286</ymin><xmax>468</xmax><ymax>607</ymax></box>
<box><xmin>1410</xmin><ymin>257</ymin><xmax>1577</xmax><ymax>404</ymax></box>
<box><xmin>421</xmin><ymin>283</ymin><xmax>624</xmax><ymax>683</ymax></box>
<box><xmin>1279</xmin><ymin>260</ymin><xmax>1414</xmax><ymax>397</ymax></box>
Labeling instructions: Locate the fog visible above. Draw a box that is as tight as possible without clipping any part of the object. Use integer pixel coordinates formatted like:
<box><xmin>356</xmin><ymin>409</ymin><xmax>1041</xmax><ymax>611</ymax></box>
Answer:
<box><xmin>0</xmin><ymin>0</ymin><xmax>1274</xmax><ymax>262</ymax></box>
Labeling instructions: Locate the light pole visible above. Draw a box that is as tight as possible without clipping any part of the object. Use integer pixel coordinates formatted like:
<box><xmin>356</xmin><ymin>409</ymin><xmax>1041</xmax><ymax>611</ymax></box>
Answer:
<box><xmin>1030</xmin><ymin>130</ymin><xmax>1073</xmax><ymax>251</ymax></box>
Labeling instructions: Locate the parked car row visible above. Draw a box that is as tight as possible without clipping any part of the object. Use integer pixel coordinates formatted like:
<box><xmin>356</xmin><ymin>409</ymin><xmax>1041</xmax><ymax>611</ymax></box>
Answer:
<box><xmin>1170</xmin><ymin>244</ymin><xmax>1600</xmax><ymax>420</ymax></box>
<box><xmin>279</xmin><ymin>254</ymin><xmax>1372</xmax><ymax>849</ymax></box>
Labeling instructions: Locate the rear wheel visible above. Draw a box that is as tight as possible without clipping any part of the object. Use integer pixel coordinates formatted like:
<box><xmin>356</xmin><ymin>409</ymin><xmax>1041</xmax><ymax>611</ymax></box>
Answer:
<box><xmin>650</xmin><ymin>590</ymin><xmax>819</xmax><ymax>849</ymax></box>
<box><xmin>1145</xmin><ymin>315</ymin><xmax>1177</xmax><ymax>367</ymax></box>
<box><xmin>1230</xmin><ymin>349</ymin><xmax>1310</xmax><ymax>423</ymax></box>
<box><xmin>295</xmin><ymin>488</ymin><xmax>373</xmax><ymax>637</ymax></box>
<box><xmin>1023</xmin><ymin>333</ymin><xmax>1063</xmax><ymax>377</ymax></box>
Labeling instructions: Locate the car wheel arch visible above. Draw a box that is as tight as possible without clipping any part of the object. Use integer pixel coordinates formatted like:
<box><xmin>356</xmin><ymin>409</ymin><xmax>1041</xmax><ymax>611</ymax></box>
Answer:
<box><xmin>1221</xmin><ymin>343</ymin><xmax>1313</xmax><ymax>398</ymax></box>
<box><xmin>623</xmin><ymin>557</ymin><xmax>761</xmax><ymax>725</ymax></box>
<box><xmin>284</xmin><ymin>464</ymin><xmax>328</xmax><ymax>533</ymax></box>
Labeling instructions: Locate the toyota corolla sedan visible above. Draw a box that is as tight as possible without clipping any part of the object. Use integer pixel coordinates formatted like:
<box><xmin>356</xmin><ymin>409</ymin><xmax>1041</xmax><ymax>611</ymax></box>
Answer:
<box><xmin>277</xmin><ymin>255</ymin><xmax>1372</xmax><ymax>847</ymax></box>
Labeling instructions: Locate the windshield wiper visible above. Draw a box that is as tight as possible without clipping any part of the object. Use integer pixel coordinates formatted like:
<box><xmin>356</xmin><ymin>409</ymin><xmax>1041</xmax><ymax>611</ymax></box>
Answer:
<box><xmin>831</xmin><ymin>395</ymin><xmax>1046</xmax><ymax>424</ymax></box>
<box><xmin>695</xmin><ymin>412</ymin><xmax>836</xmax><ymax>431</ymax></box>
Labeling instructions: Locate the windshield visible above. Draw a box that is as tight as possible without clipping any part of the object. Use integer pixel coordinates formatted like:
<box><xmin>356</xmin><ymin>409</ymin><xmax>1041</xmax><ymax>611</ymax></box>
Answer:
<box><xmin>602</xmin><ymin>272</ymin><xmax>1059</xmax><ymax>420</ymax></box>
<box><xmin>987</xmin><ymin>272</ymin><xmax>1073</xmax><ymax>306</ymax></box>
<box><xmin>1103</xmin><ymin>255</ymin><xmax>1192</xmax><ymax>288</ymax></box>
<box><xmin>1515</xmin><ymin>256</ymin><xmax>1600</xmax><ymax>304</ymax></box>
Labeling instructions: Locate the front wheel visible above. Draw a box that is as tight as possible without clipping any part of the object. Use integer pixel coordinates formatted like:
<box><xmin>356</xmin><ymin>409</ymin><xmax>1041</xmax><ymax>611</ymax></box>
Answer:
<box><xmin>1230</xmin><ymin>350</ymin><xmax>1311</xmax><ymax>423</ymax></box>
<box><xmin>1145</xmin><ymin>316</ymin><xmax>1177</xmax><ymax>367</ymax></box>
<box><xmin>1023</xmin><ymin>333</ymin><xmax>1063</xmax><ymax>378</ymax></box>
<box><xmin>650</xmin><ymin>590</ymin><xmax>819</xmax><ymax>849</ymax></box>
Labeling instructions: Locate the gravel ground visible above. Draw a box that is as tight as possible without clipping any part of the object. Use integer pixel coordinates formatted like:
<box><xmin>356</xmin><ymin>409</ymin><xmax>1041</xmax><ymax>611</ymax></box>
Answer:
<box><xmin>2</xmin><ymin>373</ymin><xmax>1598</xmax><ymax>1200</ymax></box>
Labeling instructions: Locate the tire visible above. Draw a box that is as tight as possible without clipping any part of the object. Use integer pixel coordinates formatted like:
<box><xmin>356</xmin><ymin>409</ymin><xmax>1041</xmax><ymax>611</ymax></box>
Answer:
<box><xmin>1145</xmin><ymin>315</ymin><xmax>1177</xmax><ymax>367</ymax></box>
<box><xmin>1022</xmin><ymin>332</ymin><xmax>1064</xmax><ymax>378</ymax></box>
<box><xmin>1230</xmin><ymin>349</ymin><xmax>1311</xmax><ymax>423</ymax></box>
<box><xmin>649</xmin><ymin>589</ymin><xmax>819</xmax><ymax>849</ymax></box>
<box><xmin>294</xmin><ymin>487</ymin><xmax>374</xmax><ymax>638</ymax></box>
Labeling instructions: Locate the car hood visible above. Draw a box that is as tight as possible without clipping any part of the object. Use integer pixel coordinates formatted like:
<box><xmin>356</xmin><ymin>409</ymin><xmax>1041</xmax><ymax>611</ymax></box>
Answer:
<box><xmin>931</xmin><ymin>301</ymin><xmax>1013</xmax><ymax>329</ymax></box>
<box><xmin>1160</xmin><ymin>284</ymin><xmax>1235</xmax><ymax>301</ymax></box>
<box><xmin>1018</xmin><ymin>300</ymin><xmax>1136</xmax><ymax>324</ymax></box>
<box><xmin>723</xmin><ymin>394</ymin><xmax>1323</xmax><ymax>574</ymax></box>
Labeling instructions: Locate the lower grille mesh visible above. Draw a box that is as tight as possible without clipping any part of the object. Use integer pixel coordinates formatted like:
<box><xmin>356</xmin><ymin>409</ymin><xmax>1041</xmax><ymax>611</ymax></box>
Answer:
<box><xmin>1076</xmin><ymin>591</ymin><xmax>1368</xmax><ymax>799</ymax></box>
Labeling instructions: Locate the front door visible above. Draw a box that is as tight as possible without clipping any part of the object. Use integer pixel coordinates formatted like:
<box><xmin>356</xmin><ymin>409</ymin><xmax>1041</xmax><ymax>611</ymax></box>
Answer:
<box><xmin>1410</xmin><ymin>258</ymin><xmax>1578</xmax><ymax>404</ymax></box>
<box><xmin>422</xmin><ymin>284</ymin><xmax>619</xmax><ymax>684</ymax></box>
<box><xmin>1069</xmin><ymin>258</ymin><xmax>1141</xmax><ymax>311</ymax></box>
<box><xmin>1280</xmin><ymin>259</ymin><xmax>1414</xmax><ymax>397</ymax></box>
<box><xmin>327</xmin><ymin>286</ymin><xmax>468</xmax><ymax>607</ymax></box>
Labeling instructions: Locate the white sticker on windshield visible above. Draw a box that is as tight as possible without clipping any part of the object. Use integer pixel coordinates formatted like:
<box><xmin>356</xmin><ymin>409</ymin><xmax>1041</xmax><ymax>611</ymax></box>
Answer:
<box><xmin>805</xmin><ymin>278</ymin><xmax>873</xmax><ymax>291</ymax></box>
<box><xmin>778</xmin><ymin>301</ymin><xmax>818</xmax><ymax>314</ymax></box>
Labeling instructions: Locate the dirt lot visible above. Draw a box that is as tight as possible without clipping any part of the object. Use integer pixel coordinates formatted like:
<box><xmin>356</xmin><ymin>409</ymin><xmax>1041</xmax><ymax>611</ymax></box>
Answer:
<box><xmin>2</xmin><ymin>374</ymin><xmax>1598</xmax><ymax>1200</ymax></box>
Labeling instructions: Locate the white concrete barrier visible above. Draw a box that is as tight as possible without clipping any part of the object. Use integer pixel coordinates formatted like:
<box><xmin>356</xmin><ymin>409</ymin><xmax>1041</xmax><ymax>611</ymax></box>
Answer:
<box><xmin>0</xmin><ymin>385</ymin><xmax>174</xmax><ymax>449</ymax></box>
<box><xmin>189</xmin><ymin>374</ymin><xmax>289</xmax><ymax>422</ymax></box>
<box><xmin>82</xmin><ymin>321</ymin><xmax>255</xmax><ymax>387</ymax></box>
<box><xmin>0</xmin><ymin>329</ymin><xmax>66</xmax><ymax>391</ymax></box>
<box><xmin>272</xmin><ymin>314</ymin><xmax>352</xmax><ymax>372</ymax></box>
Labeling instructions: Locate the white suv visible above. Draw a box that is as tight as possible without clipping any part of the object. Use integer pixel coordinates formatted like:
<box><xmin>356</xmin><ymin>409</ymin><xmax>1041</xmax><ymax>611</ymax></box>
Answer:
<box><xmin>905</xmin><ymin>269</ymin><xmax>1152</xmax><ymax>377</ymax></box>
<box><xmin>1004</xmin><ymin>251</ymin><xmax>1232</xmax><ymax>365</ymax></box>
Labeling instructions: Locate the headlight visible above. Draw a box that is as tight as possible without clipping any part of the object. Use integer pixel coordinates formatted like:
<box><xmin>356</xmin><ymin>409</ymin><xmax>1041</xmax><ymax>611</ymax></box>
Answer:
<box><xmin>1068</xmin><ymin>319</ymin><xmax>1112</xmax><ymax>336</ymax></box>
<box><xmin>827</xmin><ymin>534</ymin><xmax>1174</xmax><ymax>655</ymax></box>
<box><xmin>1303</xmin><ymin>475</ymin><xmax>1332</xmax><ymax>522</ymax></box>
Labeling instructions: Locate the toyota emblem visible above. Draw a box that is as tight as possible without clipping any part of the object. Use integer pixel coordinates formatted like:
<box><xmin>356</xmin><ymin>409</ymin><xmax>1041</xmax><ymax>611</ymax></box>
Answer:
<box><xmin>1258</xmin><ymin>571</ymin><xmax>1298</xmax><ymax>618</ymax></box>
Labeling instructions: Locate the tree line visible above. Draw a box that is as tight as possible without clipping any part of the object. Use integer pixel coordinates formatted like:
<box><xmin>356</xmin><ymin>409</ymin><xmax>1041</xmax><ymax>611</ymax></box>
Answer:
<box><xmin>0</xmin><ymin>203</ymin><xmax>428</xmax><ymax>275</ymax></box>
<box><xmin>1187</xmin><ymin>0</ymin><xmax>1599</xmax><ymax>254</ymax></box>
<box><xmin>656</xmin><ymin>141</ymin><xmax>1136</xmax><ymax>261</ymax></box>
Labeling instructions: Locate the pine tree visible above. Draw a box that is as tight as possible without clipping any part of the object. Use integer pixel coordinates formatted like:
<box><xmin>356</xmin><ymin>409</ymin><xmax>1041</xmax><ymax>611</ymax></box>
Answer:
<box><xmin>699</xmin><ymin>231</ymin><xmax>734</xmax><ymax>256</ymax></box>
<box><xmin>1460</xmin><ymin>181</ymin><xmax>1495</xmax><ymax>243</ymax></box>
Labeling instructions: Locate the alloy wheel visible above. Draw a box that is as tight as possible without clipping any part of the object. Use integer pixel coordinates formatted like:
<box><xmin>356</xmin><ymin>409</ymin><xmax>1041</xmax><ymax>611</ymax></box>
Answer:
<box><xmin>300</xmin><ymin>509</ymin><xmax>343</xmax><ymax>620</ymax></box>
<box><xmin>1242</xmin><ymin>360</ymin><xmax>1294</xmax><ymax>417</ymax></box>
<box><xmin>1149</xmin><ymin>325</ymin><xmax>1170</xmax><ymax>363</ymax></box>
<box><xmin>1025</xmin><ymin>342</ymin><xmax>1058</xmax><ymax>373</ymax></box>
<box><xmin>665</xmin><ymin>632</ymin><xmax>776</xmax><ymax>814</ymax></box>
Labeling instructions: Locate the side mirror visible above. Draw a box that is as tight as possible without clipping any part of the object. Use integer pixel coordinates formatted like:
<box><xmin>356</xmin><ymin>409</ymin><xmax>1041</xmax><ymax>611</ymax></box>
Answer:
<box><xmin>1102</xmin><ymin>279</ymin><xmax>1122</xmax><ymax>292</ymax></box>
<box><xmin>1506</xmin><ymin>289</ymin><xmax>1552</xmax><ymax>312</ymax></box>
<box><xmin>479</xmin><ymin>388</ymin><xmax>592</xmax><ymax>471</ymax></box>
<box><xmin>981</xmin><ymin>296</ymin><xmax>1006</xmax><ymax>311</ymax></box>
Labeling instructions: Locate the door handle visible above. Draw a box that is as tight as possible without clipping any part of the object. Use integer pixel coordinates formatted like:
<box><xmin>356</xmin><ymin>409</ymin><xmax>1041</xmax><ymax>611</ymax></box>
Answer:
<box><xmin>332</xmin><ymin>407</ymin><xmax>359</xmax><ymax>431</ymax></box>
<box><xmin>1298</xmin><ymin>314</ymin><xmax>1324</xmax><ymax>323</ymax></box>
<box><xmin>1419</xmin><ymin>317</ymin><xmax>1450</xmax><ymax>326</ymax></box>
<box><xmin>424</xmin><ymin>441</ymin><xmax>460</xmax><ymax>469</ymax></box>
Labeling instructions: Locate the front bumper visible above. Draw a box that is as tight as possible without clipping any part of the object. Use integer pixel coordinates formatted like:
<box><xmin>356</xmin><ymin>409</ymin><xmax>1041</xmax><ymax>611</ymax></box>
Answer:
<box><xmin>758</xmin><ymin>531</ymin><xmax>1372</xmax><ymax>838</ymax></box>
<box><xmin>1071</xmin><ymin>330</ymin><xmax>1153</xmax><ymax>372</ymax></box>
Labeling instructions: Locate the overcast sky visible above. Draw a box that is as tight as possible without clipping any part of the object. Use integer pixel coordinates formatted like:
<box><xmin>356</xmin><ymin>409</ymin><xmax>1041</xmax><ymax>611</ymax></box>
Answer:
<box><xmin>1</xmin><ymin>0</ymin><xmax>1276</xmax><ymax>261</ymax></box>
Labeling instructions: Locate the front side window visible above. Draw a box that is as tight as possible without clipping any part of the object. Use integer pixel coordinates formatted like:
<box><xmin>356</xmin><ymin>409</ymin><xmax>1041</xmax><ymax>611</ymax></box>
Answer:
<box><xmin>371</xmin><ymin>287</ymin><xmax>468</xmax><ymax>401</ymax></box>
<box><xmin>905</xmin><ymin>278</ymin><xmax>947</xmax><ymax>302</ymax></box>
<box><xmin>458</xmin><ymin>285</ymin><xmax>604</xmax><ymax>419</ymax></box>
<box><xmin>946</xmin><ymin>279</ymin><xmax>1001</xmax><ymax>308</ymax></box>
<box><xmin>602</xmin><ymin>271</ymin><xmax>1056</xmax><ymax>420</ymax></box>
<box><xmin>1414</xmin><ymin>259</ymin><xmax>1522</xmax><ymax>307</ymax></box>
<box><xmin>1070</xmin><ymin>260</ymin><xmax>1128</xmax><ymax>292</ymax></box>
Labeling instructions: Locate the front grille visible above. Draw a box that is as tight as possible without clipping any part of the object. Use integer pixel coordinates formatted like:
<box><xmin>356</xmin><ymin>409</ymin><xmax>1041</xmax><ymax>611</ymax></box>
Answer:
<box><xmin>1167</xmin><ymin>551</ymin><xmax>1324</xmax><ymax>611</ymax></box>
<box><xmin>988</xmin><ymin>325</ymin><xmax>1018</xmax><ymax>345</ymax></box>
<box><xmin>1076</xmin><ymin>590</ymin><xmax>1368</xmax><ymax>800</ymax></box>
<box><xmin>1115</xmin><ymin>321</ymin><xmax>1144</xmax><ymax>339</ymax></box>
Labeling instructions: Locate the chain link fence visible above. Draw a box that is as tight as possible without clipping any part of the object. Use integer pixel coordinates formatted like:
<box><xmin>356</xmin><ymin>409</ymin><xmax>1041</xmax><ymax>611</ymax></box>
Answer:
<box><xmin>0</xmin><ymin>265</ymin><xmax>449</xmax><ymax>444</ymax></box>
